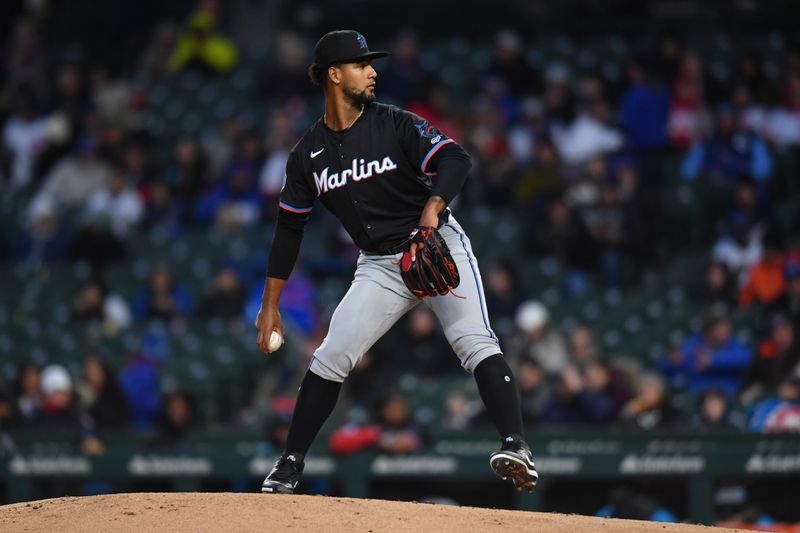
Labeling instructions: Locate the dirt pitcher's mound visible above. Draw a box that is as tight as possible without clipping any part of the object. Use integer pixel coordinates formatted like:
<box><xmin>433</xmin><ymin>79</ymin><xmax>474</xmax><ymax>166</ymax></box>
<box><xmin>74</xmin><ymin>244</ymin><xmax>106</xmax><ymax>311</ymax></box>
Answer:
<box><xmin>0</xmin><ymin>492</ymin><xmax>746</xmax><ymax>532</ymax></box>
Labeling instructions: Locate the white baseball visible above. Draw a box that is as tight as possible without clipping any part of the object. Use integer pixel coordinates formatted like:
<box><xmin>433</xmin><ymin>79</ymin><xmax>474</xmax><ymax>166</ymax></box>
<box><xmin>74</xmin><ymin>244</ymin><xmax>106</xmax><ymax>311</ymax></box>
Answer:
<box><xmin>268</xmin><ymin>330</ymin><xmax>283</xmax><ymax>352</ymax></box>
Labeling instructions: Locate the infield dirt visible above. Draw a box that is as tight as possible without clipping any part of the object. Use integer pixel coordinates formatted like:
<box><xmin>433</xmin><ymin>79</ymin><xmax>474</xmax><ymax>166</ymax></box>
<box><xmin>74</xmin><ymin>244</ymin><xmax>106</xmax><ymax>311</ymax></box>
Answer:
<box><xmin>0</xmin><ymin>492</ymin><xmax>748</xmax><ymax>532</ymax></box>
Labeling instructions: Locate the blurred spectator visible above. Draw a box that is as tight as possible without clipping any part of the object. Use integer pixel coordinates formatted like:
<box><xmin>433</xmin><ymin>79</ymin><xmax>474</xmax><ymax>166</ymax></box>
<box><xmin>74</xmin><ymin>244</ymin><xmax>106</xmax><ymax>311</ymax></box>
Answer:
<box><xmin>551</xmin><ymin>99</ymin><xmax>624</xmax><ymax>166</ymax></box>
<box><xmin>712</xmin><ymin>212</ymin><xmax>765</xmax><ymax>288</ymax></box>
<box><xmin>196</xmin><ymin>133</ymin><xmax>262</xmax><ymax>229</ymax></box>
<box><xmin>197</xmin><ymin>262</ymin><xmax>248</xmax><ymax>322</ymax></box>
<box><xmin>741</xmin><ymin>314</ymin><xmax>800</xmax><ymax>404</ymax></box>
<box><xmin>165</xmin><ymin>135</ymin><xmax>208</xmax><ymax>219</ymax></box>
<box><xmin>12</xmin><ymin>200</ymin><xmax>70</xmax><ymax>265</ymax></box>
<box><xmin>2</xmin><ymin>84</ymin><xmax>52</xmax><ymax>191</ymax></box>
<box><xmin>30</xmin><ymin>135</ymin><xmax>111</xmax><ymax>212</ymax></box>
<box><xmin>379</xmin><ymin>29</ymin><xmax>433</xmax><ymax>105</ymax></box>
<box><xmin>581</xmin><ymin>180</ymin><xmax>636</xmax><ymax>288</ymax></box>
<box><xmin>151</xmin><ymin>390</ymin><xmax>196</xmax><ymax>450</ymax></box>
<box><xmin>668</xmin><ymin>51</ymin><xmax>709</xmax><ymax>148</ymax></box>
<box><xmin>527</xmin><ymin>198</ymin><xmax>597</xmax><ymax>295</ymax></box>
<box><xmin>539</xmin><ymin>364</ymin><xmax>616</xmax><ymax>426</ymax></box>
<box><xmin>142</xmin><ymin>179</ymin><xmax>183</xmax><ymax>236</ymax></box>
<box><xmin>71</xmin><ymin>277</ymin><xmax>132</xmax><ymax>331</ymax></box>
<box><xmin>329</xmin><ymin>393</ymin><xmax>423</xmax><ymax>455</ymax></box>
<box><xmin>733</xmin><ymin>52</ymin><xmax>771</xmax><ymax>106</ymax></box>
<box><xmin>259</xmin><ymin>109</ymin><xmax>296</xmax><ymax>220</ymax></box>
<box><xmin>512</xmin><ymin>138</ymin><xmax>565</xmax><ymax>206</ymax></box>
<box><xmin>738</xmin><ymin>231</ymin><xmax>786</xmax><ymax>309</ymax></box>
<box><xmin>33</xmin><ymin>365</ymin><xmax>103</xmax><ymax>454</ymax></box>
<box><xmin>120</xmin><ymin>141</ymin><xmax>154</xmax><ymax>189</ymax></box>
<box><xmin>89</xmin><ymin>66</ymin><xmax>134</xmax><ymax>129</ymax></box>
<box><xmin>619</xmin><ymin>372</ymin><xmax>679</xmax><ymax>430</ymax></box>
<box><xmin>485</xmin><ymin>261</ymin><xmax>523</xmax><ymax>323</ymax></box>
<box><xmin>139</xmin><ymin>22</ymin><xmax>179</xmax><ymax>78</ymax></box>
<box><xmin>259</xmin><ymin>31</ymin><xmax>315</xmax><ymax>103</ymax></box>
<box><xmin>486</xmin><ymin>29</ymin><xmax>540</xmax><ymax>99</ymax></box>
<box><xmin>119</xmin><ymin>354</ymin><xmax>162</xmax><ymax>431</ymax></box>
<box><xmin>50</xmin><ymin>63</ymin><xmax>89</xmax><ymax>138</ymax></box>
<box><xmin>682</xmin><ymin>104</ymin><xmax>773</xmax><ymax>185</ymax></box>
<box><xmin>133</xmin><ymin>263</ymin><xmax>192</xmax><ymax>324</ymax></box>
<box><xmin>442</xmin><ymin>388</ymin><xmax>482</xmax><ymax>431</ymax></box>
<box><xmin>202</xmin><ymin>116</ymin><xmax>242</xmax><ymax>178</ymax></box>
<box><xmin>3</xmin><ymin>18</ymin><xmax>48</xmax><ymax>104</ymax></box>
<box><xmin>748</xmin><ymin>377</ymin><xmax>800</xmax><ymax>433</ymax></box>
<box><xmin>76</xmin><ymin>355</ymin><xmax>129</xmax><ymax>428</ymax></box>
<box><xmin>618</xmin><ymin>60</ymin><xmax>670</xmax><ymax>151</ymax></box>
<box><xmin>13</xmin><ymin>362</ymin><xmax>42</xmax><ymax>424</ymax></box>
<box><xmin>169</xmin><ymin>10</ymin><xmax>238</xmax><ymax>74</ymax></box>
<box><xmin>567</xmin><ymin>325</ymin><xmax>600</xmax><ymax>368</ymax></box>
<box><xmin>764</xmin><ymin>50</ymin><xmax>800</xmax><ymax>148</ymax></box>
<box><xmin>507</xmin><ymin>300</ymin><xmax>569</xmax><ymax>376</ymax></box>
<box><xmin>403</xmin><ymin>306</ymin><xmax>459</xmax><ymax>377</ymax></box>
<box><xmin>246</xmin><ymin>267</ymin><xmax>318</xmax><ymax>337</ymax></box>
<box><xmin>660</xmin><ymin>309</ymin><xmax>751</xmax><ymax>395</ymax></box>
<box><xmin>83</xmin><ymin>167</ymin><xmax>144</xmax><ymax>238</ymax></box>
<box><xmin>516</xmin><ymin>359</ymin><xmax>549</xmax><ymax>425</ymax></box>
<box><xmin>692</xmin><ymin>388</ymin><xmax>745</xmax><ymax>430</ymax></box>
<box><xmin>693</xmin><ymin>261</ymin><xmax>737</xmax><ymax>307</ymax></box>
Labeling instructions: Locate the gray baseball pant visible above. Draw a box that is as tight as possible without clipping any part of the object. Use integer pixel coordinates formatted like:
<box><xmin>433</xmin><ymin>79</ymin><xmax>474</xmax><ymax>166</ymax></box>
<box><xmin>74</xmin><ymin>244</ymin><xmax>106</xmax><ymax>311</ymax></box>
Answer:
<box><xmin>309</xmin><ymin>216</ymin><xmax>501</xmax><ymax>382</ymax></box>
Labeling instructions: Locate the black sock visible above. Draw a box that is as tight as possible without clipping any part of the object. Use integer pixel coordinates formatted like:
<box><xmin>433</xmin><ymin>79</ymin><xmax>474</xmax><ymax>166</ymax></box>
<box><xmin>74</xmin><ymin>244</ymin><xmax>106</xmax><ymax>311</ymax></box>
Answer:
<box><xmin>473</xmin><ymin>354</ymin><xmax>524</xmax><ymax>442</ymax></box>
<box><xmin>285</xmin><ymin>370</ymin><xmax>342</xmax><ymax>456</ymax></box>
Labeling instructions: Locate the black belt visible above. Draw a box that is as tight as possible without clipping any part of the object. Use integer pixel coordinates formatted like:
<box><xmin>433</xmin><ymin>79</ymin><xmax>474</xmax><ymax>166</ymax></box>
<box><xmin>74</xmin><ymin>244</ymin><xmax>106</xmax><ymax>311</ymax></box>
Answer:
<box><xmin>362</xmin><ymin>240</ymin><xmax>409</xmax><ymax>256</ymax></box>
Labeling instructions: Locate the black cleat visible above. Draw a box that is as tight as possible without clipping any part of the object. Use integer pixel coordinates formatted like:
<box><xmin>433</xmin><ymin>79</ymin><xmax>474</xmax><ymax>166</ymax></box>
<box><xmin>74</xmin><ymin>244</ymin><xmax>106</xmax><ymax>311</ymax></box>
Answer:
<box><xmin>489</xmin><ymin>437</ymin><xmax>538</xmax><ymax>491</ymax></box>
<box><xmin>262</xmin><ymin>452</ymin><xmax>304</xmax><ymax>494</ymax></box>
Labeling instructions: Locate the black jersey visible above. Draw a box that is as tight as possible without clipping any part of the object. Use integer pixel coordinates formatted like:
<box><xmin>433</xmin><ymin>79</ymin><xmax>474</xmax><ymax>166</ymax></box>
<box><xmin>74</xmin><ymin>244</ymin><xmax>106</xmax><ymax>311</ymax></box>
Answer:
<box><xmin>278</xmin><ymin>102</ymin><xmax>471</xmax><ymax>253</ymax></box>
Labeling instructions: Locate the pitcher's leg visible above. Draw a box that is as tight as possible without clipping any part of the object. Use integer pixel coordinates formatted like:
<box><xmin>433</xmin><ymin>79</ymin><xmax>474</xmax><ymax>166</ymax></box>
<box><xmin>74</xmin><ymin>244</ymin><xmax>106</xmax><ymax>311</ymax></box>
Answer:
<box><xmin>428</xmin><ymin>220</ymin><xmax>538</xmax><ymax>491</ymax></box>
<box><xmin>427</xmin><ymin>221</ymin><xmax>501</xmax><ymax>372</ymax></box>
<box><xmin>309</xmin><ymin>276</ymin><xmax>418</xmax><ymax>382</ymax></box>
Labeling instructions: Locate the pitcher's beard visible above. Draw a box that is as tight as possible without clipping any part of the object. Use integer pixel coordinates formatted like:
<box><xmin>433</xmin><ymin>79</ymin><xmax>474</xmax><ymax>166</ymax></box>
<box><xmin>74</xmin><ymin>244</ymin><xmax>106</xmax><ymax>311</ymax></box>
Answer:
<box><xmin>344</xmin><ymin>86</ymin><xmax>376</xmax><ymax>106</ymax></box>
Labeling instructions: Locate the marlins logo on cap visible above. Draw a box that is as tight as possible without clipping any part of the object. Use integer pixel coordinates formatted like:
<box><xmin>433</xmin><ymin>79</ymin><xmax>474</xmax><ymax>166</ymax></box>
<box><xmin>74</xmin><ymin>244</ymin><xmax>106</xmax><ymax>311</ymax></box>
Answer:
<box><xmin>356</xmin><ymin>32</ymin><xmax>368</xmax><ymax>49</ymax></box>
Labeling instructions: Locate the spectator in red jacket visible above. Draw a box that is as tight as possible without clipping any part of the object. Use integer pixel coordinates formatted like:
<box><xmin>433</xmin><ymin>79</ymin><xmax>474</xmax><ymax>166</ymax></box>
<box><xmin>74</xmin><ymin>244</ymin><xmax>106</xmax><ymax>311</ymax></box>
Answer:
<box><xmin>329</xmin><ymin>393</ymin><xmax>423</xmax><ymax>455</ymax></box>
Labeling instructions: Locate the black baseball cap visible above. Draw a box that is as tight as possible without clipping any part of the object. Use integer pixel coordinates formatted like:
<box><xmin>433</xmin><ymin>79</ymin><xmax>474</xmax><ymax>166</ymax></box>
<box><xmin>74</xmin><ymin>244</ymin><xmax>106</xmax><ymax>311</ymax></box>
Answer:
<box><xmin>313</xmin><ymin>30</ymin><xmax>388</xmax><ymax>69</ymax></box>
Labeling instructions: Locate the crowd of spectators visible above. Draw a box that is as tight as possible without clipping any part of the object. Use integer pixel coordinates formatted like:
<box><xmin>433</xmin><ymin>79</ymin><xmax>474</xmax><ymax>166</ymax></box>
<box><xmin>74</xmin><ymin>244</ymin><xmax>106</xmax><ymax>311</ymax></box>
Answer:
<box><xmin>1</xmin><ymin>1</ymin><xmax>800</xmax><ymax>456</ymax></box>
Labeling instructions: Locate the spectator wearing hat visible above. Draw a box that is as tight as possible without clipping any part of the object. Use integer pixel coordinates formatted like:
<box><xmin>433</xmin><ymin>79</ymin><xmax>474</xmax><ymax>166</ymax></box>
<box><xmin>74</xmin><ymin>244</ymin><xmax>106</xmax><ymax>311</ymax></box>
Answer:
<box><xmin>507</xmin><ymin>300</ymin><xmax>569</xmax><ymax>376</ymax></box>
<box><xmin>660</xmin><ymin>309</ymin><xmax>751</xmax><ymax>396</ymax></box>
<box><xmin>33</xmin><ymin>365</ymin><xmax>104</xmax><ymax>453</ymax></box>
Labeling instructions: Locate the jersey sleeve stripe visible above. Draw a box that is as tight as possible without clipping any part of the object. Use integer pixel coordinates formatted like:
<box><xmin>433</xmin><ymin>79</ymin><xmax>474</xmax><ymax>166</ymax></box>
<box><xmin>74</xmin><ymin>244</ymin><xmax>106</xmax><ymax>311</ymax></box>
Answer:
<box><xmin>420</xmin><ymin>138</ymin><xmax>455</xmax><ymax>174</ymax></box>
<box><xmin>279</xmin><ymin>201</ymin><xmax>313</xmax><ymax>214</ymax></box>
